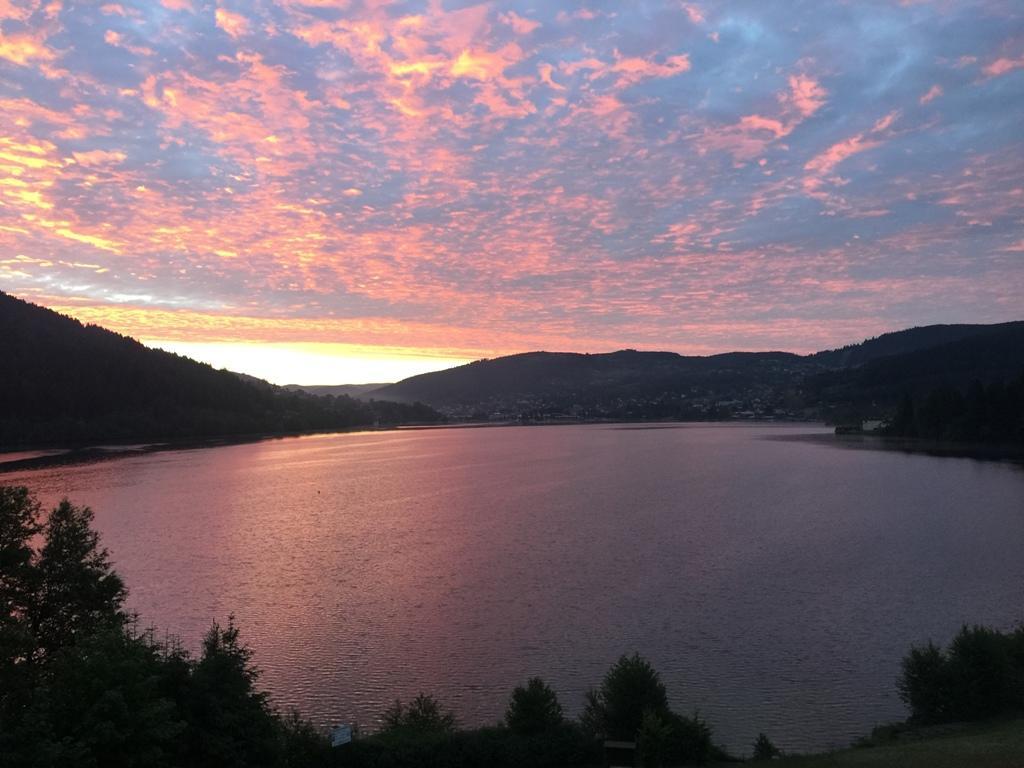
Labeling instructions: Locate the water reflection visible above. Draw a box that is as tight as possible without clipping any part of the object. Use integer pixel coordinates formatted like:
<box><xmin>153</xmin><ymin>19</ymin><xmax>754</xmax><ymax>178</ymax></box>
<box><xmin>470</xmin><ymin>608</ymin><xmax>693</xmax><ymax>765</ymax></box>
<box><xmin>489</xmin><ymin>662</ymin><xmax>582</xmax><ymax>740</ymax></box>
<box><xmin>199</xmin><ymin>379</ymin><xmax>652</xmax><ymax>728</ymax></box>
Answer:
<box><xmin>2</xmin><ymin>424</ymin><xmax>1022</xmax><ymax>753</ymax></box>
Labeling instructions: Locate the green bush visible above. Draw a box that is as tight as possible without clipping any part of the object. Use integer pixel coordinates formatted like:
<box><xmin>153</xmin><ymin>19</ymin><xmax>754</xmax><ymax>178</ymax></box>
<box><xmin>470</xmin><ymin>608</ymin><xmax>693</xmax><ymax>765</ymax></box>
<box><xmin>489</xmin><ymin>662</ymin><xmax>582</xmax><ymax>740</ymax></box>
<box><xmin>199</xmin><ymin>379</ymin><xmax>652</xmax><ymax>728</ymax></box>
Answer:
<box><xmin>752</xmin><ymin>732</ymin><xmax>781</xmax><ymax>760</ymax></box>
<box><xmin>380</xmin><ymin>694</ymin><xmax>457</xmax><ymax>736</ymax></box>
<box><xmin>899</xmin><ymin>624</ymin><xmax>1024</xmax><ymax>724</ymax></box>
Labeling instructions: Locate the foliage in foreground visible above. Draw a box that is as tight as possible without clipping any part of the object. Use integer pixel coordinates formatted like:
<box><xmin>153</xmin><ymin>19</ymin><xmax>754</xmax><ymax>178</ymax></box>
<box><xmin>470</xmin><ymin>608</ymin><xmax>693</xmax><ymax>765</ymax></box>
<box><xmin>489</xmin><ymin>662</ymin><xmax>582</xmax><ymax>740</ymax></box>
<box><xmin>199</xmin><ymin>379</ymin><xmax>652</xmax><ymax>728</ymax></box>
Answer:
<box><xmin>580</xmin><ymin>652</ymin><xmax>722</xmax><ymax>766</ymax></box>
<box><xmin>899</xmin><ymin>623</ymin><xmax>1024</xmax><ymax>724</ymax></box>
<box><xmin>0</xmin><ymin>486</ymin><xmax>331</xmax><ymax>768</ymax></box>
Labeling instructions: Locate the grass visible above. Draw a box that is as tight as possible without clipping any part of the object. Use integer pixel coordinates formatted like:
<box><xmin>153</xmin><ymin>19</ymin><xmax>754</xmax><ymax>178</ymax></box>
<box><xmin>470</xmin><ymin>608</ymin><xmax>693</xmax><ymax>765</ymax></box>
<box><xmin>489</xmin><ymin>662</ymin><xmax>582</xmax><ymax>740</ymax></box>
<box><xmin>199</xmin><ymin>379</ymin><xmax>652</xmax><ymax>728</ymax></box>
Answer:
<box><xmin>760</xmin><ymin>718</ymin><xmax>1024</xmax><ymax>768</ymax></box>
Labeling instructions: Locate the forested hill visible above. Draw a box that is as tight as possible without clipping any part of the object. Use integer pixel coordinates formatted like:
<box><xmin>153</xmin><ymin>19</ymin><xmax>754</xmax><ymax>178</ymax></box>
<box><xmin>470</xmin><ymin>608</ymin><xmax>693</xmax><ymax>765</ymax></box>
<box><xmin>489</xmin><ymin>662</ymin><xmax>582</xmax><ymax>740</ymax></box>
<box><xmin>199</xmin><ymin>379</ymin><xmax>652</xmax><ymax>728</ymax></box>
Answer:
<box><xmin>810</xmin><ymin>321</ymin><xmax>1024</xmax><ymax>368</ymax></box>
<box><xmin>370</xmin><ymin>349</ymin><xmax>816</xmax><ymax>418</ymax></box>
<box><xmin>808</xmin><ymin>323</ymin><xmax>1024</xmax><ymax>402</ymax></box>
<box><xmin>0</xmin><ymin>292</ymin><xmax>441</xmax><ymax>448</ymax></box>
<box><xmin>368</xmin><ymin>323</ymin><xmax>1024</xmax><ymax>422</ymax></box>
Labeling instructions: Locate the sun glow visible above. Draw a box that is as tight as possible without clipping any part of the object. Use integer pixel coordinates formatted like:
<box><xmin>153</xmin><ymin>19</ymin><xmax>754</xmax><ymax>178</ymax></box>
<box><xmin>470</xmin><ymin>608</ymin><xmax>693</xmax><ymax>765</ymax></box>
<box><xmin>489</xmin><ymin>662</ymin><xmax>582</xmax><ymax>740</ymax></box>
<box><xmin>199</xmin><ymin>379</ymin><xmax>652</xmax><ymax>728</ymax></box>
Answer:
<box><xmin>145</xmin><ymin>341</ymin><xmax>470</xmax><ymax>386</ymax></box>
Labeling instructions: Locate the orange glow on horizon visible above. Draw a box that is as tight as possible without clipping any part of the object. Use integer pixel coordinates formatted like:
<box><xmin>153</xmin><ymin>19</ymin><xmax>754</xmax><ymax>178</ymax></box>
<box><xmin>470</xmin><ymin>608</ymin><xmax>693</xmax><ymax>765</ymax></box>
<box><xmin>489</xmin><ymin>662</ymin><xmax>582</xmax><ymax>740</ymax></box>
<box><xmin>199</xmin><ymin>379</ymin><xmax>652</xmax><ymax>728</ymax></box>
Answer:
<box><xmin>146</xmin><ymin>340</ymin><xmax>471</xmax><ymax>386</ymax></box>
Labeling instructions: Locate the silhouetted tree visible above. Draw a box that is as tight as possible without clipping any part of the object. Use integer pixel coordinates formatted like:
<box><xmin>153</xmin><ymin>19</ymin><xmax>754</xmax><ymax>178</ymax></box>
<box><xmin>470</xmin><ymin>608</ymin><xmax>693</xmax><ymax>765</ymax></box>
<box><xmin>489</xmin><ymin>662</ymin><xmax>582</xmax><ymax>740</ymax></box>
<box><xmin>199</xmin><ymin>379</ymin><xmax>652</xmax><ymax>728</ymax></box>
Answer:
<box><xmin>179</xmin><ymin>618</ymin><xmax>283</xmax><ymax>767</ymax></box>
<box><xmin>505</xmin><ymin>677</ymin><xmax>564</xmax><ymax>735</ymax></box>
<box><xmin>581</xmin><ymin>653</ymin><xmax>669</xmax><ymax>740</ymax></box>
<box><xmin>33</xmin><ymin>500</ymin><xmax>126</xmax><ymax>661</ymax></box>
<box><xmin>0</xmin><ymin>487</ymin><xmax>43</xmax><ymax>734</ymax></box>
<box><xmin>0</xmin><ymin>487</ymin><xmax>331</xmax><ymax>768</ymax></box>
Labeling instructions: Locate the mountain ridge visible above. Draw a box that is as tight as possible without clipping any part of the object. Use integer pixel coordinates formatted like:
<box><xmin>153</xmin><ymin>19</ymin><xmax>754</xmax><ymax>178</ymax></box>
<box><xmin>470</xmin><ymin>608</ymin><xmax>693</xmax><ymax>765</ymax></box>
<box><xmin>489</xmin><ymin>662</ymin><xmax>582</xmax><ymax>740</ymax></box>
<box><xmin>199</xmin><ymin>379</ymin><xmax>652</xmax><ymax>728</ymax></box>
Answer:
<box><xmin>368</xmin><ymin>322</ymin><xmax>1024</xmax><ymax>420</ymax></box>
<box><xmin>4</xmin><ymin>289</ymin><xmax>1021</xmax><ymax>433</ymax></box>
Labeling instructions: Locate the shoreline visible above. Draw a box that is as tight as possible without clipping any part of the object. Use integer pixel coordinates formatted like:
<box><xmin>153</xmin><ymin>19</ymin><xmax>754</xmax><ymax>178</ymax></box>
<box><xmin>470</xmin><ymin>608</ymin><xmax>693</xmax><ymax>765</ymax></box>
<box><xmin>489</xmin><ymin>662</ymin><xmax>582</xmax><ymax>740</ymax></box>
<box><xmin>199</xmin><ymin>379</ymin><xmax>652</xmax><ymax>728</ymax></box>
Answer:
<box><xmin>4</xmin><ymin>419</ymin><xmax>1018</xmax><ymax>474</ymax></box>
<box><xmin>0</xmin><ymin>424</ymin><xmax>396</xmax><ymax>473</ymax></box>
<box><xmin>0</xmin><ymin>419</ymin><xmax>823</xmax><ymax>473</ymax></box>
<box><xmin>770</xmin><ymin>431</ymin><xmax>1024</xmax><ymax>463</ymax></box>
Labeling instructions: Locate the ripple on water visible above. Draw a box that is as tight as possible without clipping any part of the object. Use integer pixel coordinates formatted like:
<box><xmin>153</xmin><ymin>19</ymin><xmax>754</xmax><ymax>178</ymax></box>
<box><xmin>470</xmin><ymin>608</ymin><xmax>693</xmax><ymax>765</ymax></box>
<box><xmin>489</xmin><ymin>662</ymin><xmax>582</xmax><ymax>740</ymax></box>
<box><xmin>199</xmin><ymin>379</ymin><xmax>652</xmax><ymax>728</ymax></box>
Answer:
<box><xmin>2</xmin><ymin>424</ymin><xmax>1023</xmax><ymax>753</ymax></box>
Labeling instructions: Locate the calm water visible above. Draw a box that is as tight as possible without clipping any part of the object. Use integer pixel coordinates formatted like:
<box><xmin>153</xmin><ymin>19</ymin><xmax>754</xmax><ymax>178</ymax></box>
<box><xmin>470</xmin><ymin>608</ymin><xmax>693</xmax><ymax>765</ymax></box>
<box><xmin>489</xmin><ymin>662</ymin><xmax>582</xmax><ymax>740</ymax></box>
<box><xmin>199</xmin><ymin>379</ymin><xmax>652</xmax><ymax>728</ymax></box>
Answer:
<box><xmin>2</xmin><ymin>424</ymin><xmax>1022</xmax><ymax>754</ymax></box>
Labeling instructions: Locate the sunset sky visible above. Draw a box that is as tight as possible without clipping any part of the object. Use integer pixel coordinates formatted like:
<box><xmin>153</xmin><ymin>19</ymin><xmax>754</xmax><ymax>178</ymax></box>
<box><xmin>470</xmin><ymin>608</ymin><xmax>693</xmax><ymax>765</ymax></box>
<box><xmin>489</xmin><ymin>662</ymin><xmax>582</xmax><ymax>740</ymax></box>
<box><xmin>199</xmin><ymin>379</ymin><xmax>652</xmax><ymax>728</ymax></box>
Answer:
<box><xmin>1</xmin><ymin>1</ymin><xmax>1022</xmax><ymax>384</ymax></box>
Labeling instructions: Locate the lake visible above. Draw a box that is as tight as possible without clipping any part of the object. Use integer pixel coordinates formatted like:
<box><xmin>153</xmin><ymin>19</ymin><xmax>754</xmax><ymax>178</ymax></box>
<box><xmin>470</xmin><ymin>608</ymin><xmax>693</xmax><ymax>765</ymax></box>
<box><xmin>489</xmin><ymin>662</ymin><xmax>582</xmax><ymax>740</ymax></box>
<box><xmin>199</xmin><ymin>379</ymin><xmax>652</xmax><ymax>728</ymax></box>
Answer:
<box><xmin>2</xmin><ymin>423</ymin><xmax>1022</xmax><ymax>754</ymax></box>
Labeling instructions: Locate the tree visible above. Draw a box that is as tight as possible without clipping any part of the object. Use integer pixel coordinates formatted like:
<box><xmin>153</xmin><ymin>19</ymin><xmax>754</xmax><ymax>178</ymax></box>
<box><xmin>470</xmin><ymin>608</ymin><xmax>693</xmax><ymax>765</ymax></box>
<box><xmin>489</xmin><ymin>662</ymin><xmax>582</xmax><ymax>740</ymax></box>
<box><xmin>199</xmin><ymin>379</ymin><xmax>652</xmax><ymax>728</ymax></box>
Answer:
<box><xmin>14</xmin><ymin>625</ymin><xmax>184</xmax><ymax>768</ymax></box>
<box><xmin>180</xmin><ymin>618</ymin><xmax>282</xmax><ymax>767</ymax></box>
<box><xmin>0</xmin><ymin>487</ymin><xmax>333</xmax><ymax>768</ymax></box>
<box><xmin>0</xmin><ymin>487</ymin><xmax>40</xmax><ymax>619</ymax></box>
<box><xmin>0</xmin><ymin>487</ymin><xmax>43</xmax><ymax>732</ymax></box>
<box><xmin>34</xmin><ymin>499</ymin><xmax>126</xmax><ymax>661</ymax></box>
<box><xmin>899</xmin><ymin>640</ymin><xmax>953</xmax><ymax>723</ymax></box>
<box><xmin>505</xmin><ymin>677</ymin><xmax>564</xmax><ymax>735</ymax></box>
<box><xmin>582</xmin><ymin>653</ymin><xmax>669</xmax><ymax>740</ymax></box>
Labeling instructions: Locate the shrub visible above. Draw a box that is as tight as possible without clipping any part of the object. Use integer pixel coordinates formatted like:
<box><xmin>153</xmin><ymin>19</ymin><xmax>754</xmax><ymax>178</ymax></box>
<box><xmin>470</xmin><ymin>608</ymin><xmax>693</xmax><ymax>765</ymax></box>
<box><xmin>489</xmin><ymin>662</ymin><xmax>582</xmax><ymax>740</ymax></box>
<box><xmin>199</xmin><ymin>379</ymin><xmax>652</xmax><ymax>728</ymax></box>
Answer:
<box><xmin>898</xmin><ymin>641</ymin><xmax>953</xmax><ymax>724</ymax></box>
<box><xmin>380</xmin><ymin>693</ymin><xmax>456</xmax><ymax>735</ymax></box>
<box><xmin>752</xmin><ymin>732</ymin><xmax>780</xmax><ymax>760</ymax></box>
<box><xmin>662</xmin><ymin>710</ymin><xmax>714</xmax><ymax>766</ymax></box>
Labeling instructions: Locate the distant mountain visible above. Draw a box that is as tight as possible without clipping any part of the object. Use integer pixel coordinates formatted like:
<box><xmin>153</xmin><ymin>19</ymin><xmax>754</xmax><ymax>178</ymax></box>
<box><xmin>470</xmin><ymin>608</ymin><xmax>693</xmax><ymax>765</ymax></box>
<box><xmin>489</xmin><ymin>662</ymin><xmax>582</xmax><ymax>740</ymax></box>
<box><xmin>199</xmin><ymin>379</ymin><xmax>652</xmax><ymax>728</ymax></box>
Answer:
<box><xmin>370</xmin><ymin>349</ymin><xmax>817</xmax><ymax>419</ymax></box>
<box><xmin>368</xmin><ymin>323</ymin><xmax>1024</xmax><ymax>422</ymax></box>
<box><xmin>0</xmin><ymin>292</ymin><xmax>442</xmax><ymax>448</ymax></box>
<box><xmin>284</xmin><ymin>383</ymin><xmax>391</xmax><ymax>399</ymax></box>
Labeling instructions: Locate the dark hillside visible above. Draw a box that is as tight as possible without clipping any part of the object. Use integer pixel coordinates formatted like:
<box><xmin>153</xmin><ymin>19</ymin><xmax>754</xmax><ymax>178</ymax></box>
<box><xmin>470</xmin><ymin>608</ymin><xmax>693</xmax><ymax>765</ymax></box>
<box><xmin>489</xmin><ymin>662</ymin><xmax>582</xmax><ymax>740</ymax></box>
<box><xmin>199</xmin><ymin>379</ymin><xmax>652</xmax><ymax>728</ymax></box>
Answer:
<box><xmin>808</xmin><ymin>324</ymin><xmax>1024</xmax><ymax>406</ymax></box>
<box><xmin>371</xmin><ymin>349</ymin><xmax>813</xmax><ymax>418</ymax></box>
<box><xmin>811</xmin><ymin>322</ymin><xmax>1024</xmax><ymax>368</ymax></box>
<box><xmin>0</xmin><ymin>292</ymin><xmax>441</xmax><ymax>447</ymax></box>
<box><xmin>368</xmin><ymin>324</ymin><xmax>1023</xmax><ymax>423</ymax></box>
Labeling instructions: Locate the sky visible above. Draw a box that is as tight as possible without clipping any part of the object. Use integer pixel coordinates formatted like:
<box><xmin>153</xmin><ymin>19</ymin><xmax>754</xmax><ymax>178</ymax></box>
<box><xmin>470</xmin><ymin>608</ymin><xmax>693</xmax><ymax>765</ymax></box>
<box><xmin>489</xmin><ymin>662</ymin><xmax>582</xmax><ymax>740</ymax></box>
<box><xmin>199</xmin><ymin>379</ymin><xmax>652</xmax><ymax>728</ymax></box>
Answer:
<box><xmin>1</xmin><ymin>0</ymin><xmax>1023</xmax><ymax>384</ymax></box>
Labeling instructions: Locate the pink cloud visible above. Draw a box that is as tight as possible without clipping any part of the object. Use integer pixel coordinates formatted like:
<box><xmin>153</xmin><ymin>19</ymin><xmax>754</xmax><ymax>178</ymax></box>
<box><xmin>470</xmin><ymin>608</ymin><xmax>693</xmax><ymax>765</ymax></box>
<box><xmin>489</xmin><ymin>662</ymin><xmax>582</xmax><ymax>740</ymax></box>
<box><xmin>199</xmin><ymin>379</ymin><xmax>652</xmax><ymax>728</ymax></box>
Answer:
<box><xmin>72</xmin><ymin>149</ymin><xmax>127</xmax><ymax>166</ymax></box>
<box><xmin>215</xmin><ymin>8</ymin><xmax>249</xmax><ymax>39</ymax></box>
<box><xmin>538</xmin><ymin>62</ymin><xmax>565</xmax><ymax>90</ymax></box>
<box><xmin>697</xmin><ymin>72</ymin><xmax>826</xmax><ymax>162</ymax></box>
<box><xmin>802</xmin><ymin>112</ymin><xmax>900</xmax><ymax>197</ymax></box>
<box><xmin>919</xmin><ymin>84</ymin><xmax>943</xmax><ymax>104</ymax></box>
<box><xmin>983</xmin><ymin>56</ymin><xmax>1024</xmax><ymax>77</ymax></box>
<box><xmin>681</xmin><ymin>4</ymin><xmax>705</xmax><ymax>24</ymax></box>
<box><xmin>499</xmin><ymin>11</ymin><xmax>540</xmax><ymax>35</ymax></box>
<box><xmin>785</xmin><ymin>74</ymin><xmax>827</xmax><ymax>118</ymax></box>
<box><xmin>0</xmin><ymin>31</ymin><xmax>55</xmax><ymax>65</ymax></box>
<box><xmin>610</xmin><ymin>52</ymin><xmax>691</xmax><ymax>87</ymax></box>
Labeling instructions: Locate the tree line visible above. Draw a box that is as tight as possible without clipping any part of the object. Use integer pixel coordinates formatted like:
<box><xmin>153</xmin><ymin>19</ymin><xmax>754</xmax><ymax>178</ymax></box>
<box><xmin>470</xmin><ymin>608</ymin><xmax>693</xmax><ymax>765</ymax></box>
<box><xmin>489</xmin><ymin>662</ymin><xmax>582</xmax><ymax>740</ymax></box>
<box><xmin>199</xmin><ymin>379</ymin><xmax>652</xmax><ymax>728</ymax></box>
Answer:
<box><xmin>885</xmin><ymin>372</ymin><xmax>1024</xmax><ymax>443</ymax></box>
